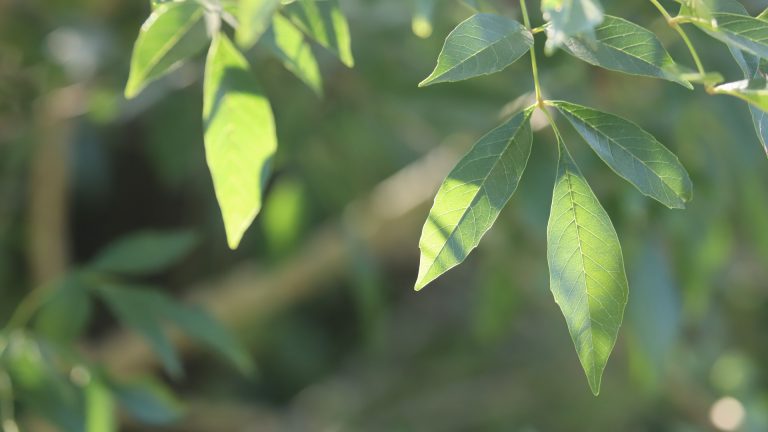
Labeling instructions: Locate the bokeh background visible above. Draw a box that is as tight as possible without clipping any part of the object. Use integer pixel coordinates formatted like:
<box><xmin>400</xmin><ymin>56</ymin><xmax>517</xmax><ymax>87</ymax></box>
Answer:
<box><xmin>1</xmin><ymin>0</ymin><xmax>768</xmax><ymax>430</ymax></box>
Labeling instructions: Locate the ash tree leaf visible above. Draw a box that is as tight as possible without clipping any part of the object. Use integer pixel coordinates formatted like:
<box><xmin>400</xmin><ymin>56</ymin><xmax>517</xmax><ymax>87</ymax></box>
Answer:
<box><xmin>204</xmin><ymin>34</ymin><xmax>277</xmax><ymax>249</ymax></box>
<box><xmin>563</xmin><ymin>15</ymin><xmax>692</xmax><ymax>89</ymax></box>
<box><xmin>680</xmin><ymin>1</ymin><xmax>768</xmax><ymax>60</ymax></box>
<box><xmin>542</xmin><ymin>0</ymin><xmax>604</xmax><ymax>53</ymax></box>
<box><xmin>750</xmin><ymin>103</ymin><xmax>768</xmax><ymax>156</ymax></box>
<box><xmin>282</xmin><ymin>0</ymin><xmax>354</xmax><ymax>67</ymax></box>
<box><xmin>88</xmin><ymin>230</ymin><xmax>198</xmax><ymax>276</ymax></box>
<box><xmin>113</xmin><ymin>378</ymin><xmax>184</xmax><ymax>425</ymax></box>
<box><xmin>419</xmin><ymin>13</ymin><xmax>533</xmax><ymax>87</ymax></box>
<box><xmin>125</xmin><ymin>1</ymin><xmax>210</xmax><ymax>98</ymax></box>
<box><xmin>553</xmin><ymin>101</ymin><xmax>693</xmax><ymax>209</ymax></box>
<box><xmin>415</xmin><ymin>107</ymin><xmax>534</xmax><ymax>290</ymax></box>
<box><xmin>546</xmin><ymin>139</ymin><xmax>628</xmax><ymax>396</ymax></box>
<box><xmin>713</xmin><ymin>77</ymin><xmax>768</xmax><ymax>112</ymax></box>
<box><xmin>237</xmin><ymin>0</ymin><xmax>282</xmax><ymax>49</ymax></box>
<box><xmin>263</xmin><ymin>14</ymin><xmax>323</xmax><ymax>96</ymax></box>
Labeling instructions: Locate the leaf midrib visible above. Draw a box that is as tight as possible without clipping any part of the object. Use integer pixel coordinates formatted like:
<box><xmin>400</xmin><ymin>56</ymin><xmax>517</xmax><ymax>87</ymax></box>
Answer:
<box><xmin>142</xmin><ymin>6</ymin><xmax>204</xmax><ymax>81</ymax></box>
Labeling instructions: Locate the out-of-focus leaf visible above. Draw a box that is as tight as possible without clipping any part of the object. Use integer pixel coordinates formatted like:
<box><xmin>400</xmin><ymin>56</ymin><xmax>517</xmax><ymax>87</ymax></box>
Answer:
<box><xmin>679</xmin><ymin>4</ymin><xmax>768</xmax><ymax>60</ymax></box>
<box><xmin>113</xmin><ymin>377</ymin><xmax>184</xmax><ymax>425</ymax></box>
<box><xmin>237</xmin><ymin>0</ymin><xmax>281</xmax><ymax>49</ymax></box>
<box><xmin>125</xmin><ymin>1</ymin><xmax>209</xmax><ymax>98</ymax></box>
<box><xmin>554</xmin><ymin>101</ymin><xmax>693</xmax><ymax>209</ymax></box>
<box><xmin>412</xmin><ymin>0</ymin><xmax>435</xmax><ymax>38</ymax></box>
<box><xmin>562</xmin><ymin>15</ymin><xmax>692</xmax><ymax>88</ymax></box>
<box><xmin>88</xmin><ymin>230</ymin><xmax>198</xmax><ymax>276</ymax></box>
<box><xmin>34</xmin><ymin>275</ymin><xmax>92</xmax><ymax>343</ymax></box>
<box><xmin>85</xmin><ymin>378</ymin><xmax>117</xmax><ymax>432</ymax></box>
<box><xmin>261</xmin><ymin>176</ymin><xmax>306</xmax><ymax>256</ymax></box>
<box><xmin>415</xmin><ymin>108</ymin><xmax>534</xmax><ymax>290</ymax></box>
<box><xmin>282</xmin><ymin>0</ymin><xmax>354</xmax><ymax>67</ymax></box>
<box><xmin>204</xmin><ymin>34</ymin><xmax>277</xmax><ymax>249</ymax></box>
<box><xmin>419</xmin><ymin>14</ymin><xmax>533</xmax><ymax>87</ymax></box>
<box><xmin>546</xmin><ymin>140</ymin><xmax>628</xmax><ymax>396</ymax></box>
<box><xmin>263</xmin><ymin>14</ymin><xmax>323</xmax><ymax>96</ymax></box>
<box><xmin>713</xmin><ymin>77</ymin><xmax>768</xmax><ymax>112</ymax></box>
<box><xmin>542</xmin><ymin>0</ymin><xmax>604</xmax><ymax>53</ymax></box>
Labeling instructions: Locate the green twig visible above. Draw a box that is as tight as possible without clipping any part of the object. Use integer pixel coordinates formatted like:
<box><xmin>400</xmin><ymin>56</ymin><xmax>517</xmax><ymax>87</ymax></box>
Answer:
<box><xmin>520</xmin><ymin>0</ymin><xmax>543</xmax><ymax>105</ymax></box>
<box><xmin>649</xmin><ymin>0</ymin><xmax>707</xmax><ymax>76</ymax></box>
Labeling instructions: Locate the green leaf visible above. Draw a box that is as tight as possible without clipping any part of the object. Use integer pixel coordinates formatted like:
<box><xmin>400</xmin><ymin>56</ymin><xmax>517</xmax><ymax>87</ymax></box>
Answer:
<box><xmin>88</xmin><ymin>230</ymin><xmax>198</xmax><ymax>276</ymax></box>
<box><xmin>546</xmin><ymin>140</ymin><xmax>628</xmax><ymax>396</ymax></box>
<box><xmin>419</xmin><ymin>13</ymin><xmax>533</xmax><ymax>87</ymax></box>
<box><xmin>562</xmin><ymin>15</ymin><xmax>692</xmax><ymax>89</ymax></box>
<box><xmin>203</xmin><ymin>34</ymin><xmax>277</xmax><ymax>249</ymax></box>
<box><xmin>681</xmin><ymin>9</ymin><xmax>768</xmax><ymax>60</ymax></box>
<box><xmin>750</xmin><ymin>105</ymin><xmax>768</xmax><ymax>156</ymax></box>
<box><xmin>542</xmin><ymin>0</ymin><xmax>604</xmax><ymax>53</ymax></box>
<box><xmin>713</xmin><ymin>77</ymin><xmax>768</xmax><ymax>112</ymax></box>
<box><xmin>86</xmin><ymin>379</ymin><xmax>117</xmax><ymax>432</ymax></box>
<box><xmin>415</xmin><ymin>107</ymin><xmax>534</xmax><ymax>290</ymax></box>
<box><xmin>553</xmin><ymin>101</ymin><xmax>693</xmax><ymax>209</ymax></box>
<box><xmin>263</xmin><ymin>14</ymin><xmax>323</xmax><ymax>96</ymax></box>
<box><xmin>125</xmin><ymin>1</ymin><xmax>209</xmax><ymax>98</ymax></box>
<box><xmin>34</xmin><ymin>275</ymin><xmax>92</xmax><ymax>343</ymax></box>
<box><xmin>282</xmin><ymin>0</ymin><xmax>354</xmax><ymax>67</ymax></box>
<box><xmin>237</xmin><ymin>0</ymin><xmax>282</xmax><ymax>49</ymax></box>
<box><xmin>412</xmin><ymin>0</ymin><xmax>436</xmax><ymax>39</ymax></box>
<box><xmin>113</xmin><ymin>377</ymin><xmax>184</xmax><ymax>425</ymax></box>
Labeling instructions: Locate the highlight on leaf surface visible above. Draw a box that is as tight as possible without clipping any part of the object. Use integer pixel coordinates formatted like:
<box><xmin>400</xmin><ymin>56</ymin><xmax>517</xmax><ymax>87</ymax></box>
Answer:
<box><xmin>419</xmin><ymin>13</ymin><xmax>533</xmax><ymax>87</ymax></box>
<box><xmin>546</xmin><ymin>139</ymin><xmax>628</xmax><ymax>396</ymax></box>
<box><xmin>282</xmin><ymin>0</ymin><xmax>354</xmax><ymax>67</ymax></box>
<box><xmin>237</xmin><ymin>0</ymin><xmax>281</xmax><ymax>49</ymax></box>
<box><xmin>415</xmin><ymin>107</ymin><xmax>534</xmax><ymax>290</ymax></box>
<box><xmin>541</xmin><ymin>0</ymin><xmax>604</xmax><ymax>53</ymax></box>
<box><xmin>562</xmin><ymin>15</ymin><xmax>693</xmax><ymax>89</ymax></box>
<box><xmin>553</xmin><ymin>101</ymin><xmax>693</xmax><ymax>209</ymax></box>
<box><xmin>262</xmin><ymin>14</ymin><xmax>324</xmax><ymax>96</ymax></box>
<box><xmin>713</xmin><ymin>77</ymin><xmax>768</xmax><ymax>113</ymax></box>
<box><xmin>125</xmin><ymin>1</ymin><xmax>209</xmax><ymax>98</ymax></box>
<box><xmin>203</xmin><ymin>34</ymin><xmax>277</xmax><ymax>249</ymax></box>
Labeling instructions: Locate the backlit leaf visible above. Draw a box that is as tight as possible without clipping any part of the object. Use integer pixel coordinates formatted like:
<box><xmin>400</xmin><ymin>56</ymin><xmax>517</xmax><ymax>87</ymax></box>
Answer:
<box><xmin>282</xmin><ymin>0</ymin><xmax>354</xmax><ymax>67</ymax></box>
<box><xmin>237</xmin><ymin>0</ymin><xmax>281</xmax><ymax>49</ymax></box>
<box><xmin>542</xmin><ymin>0</ymin><xmax>604</xmax><ymax>53</ymax></box>
<box><xmin>713</xmin><ymin>77</ymin><xmax>768</xmax><ymax>112</ymax></box>
<box><xmin>263</xmin><ymin>14</ymin><xmax>323</xmax><ymax>96</ymax></box>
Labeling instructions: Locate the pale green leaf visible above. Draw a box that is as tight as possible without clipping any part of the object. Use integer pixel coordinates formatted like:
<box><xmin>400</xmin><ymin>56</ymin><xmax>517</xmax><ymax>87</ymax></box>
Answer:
<box><xmin>263</xmin><ymin>14</ymin><xmax>323</xmax><ymax>96</ymax></box>
<box><xmin>713</xmin><ymin>77</ymin><xmax>768</xmax><ymax>112</ymax></box>
<box><xmin>237</xmin><ymin>0</ymin><xmax>282</xmax><ymax>49</ymax></box>
<box><xmin>546</xmin><ymin>140</ymin><xmax>628</xmax><ymax>396</ymax></box>
<box><xmin>419</xmin><ymin>13</ymin><xmax>533</xmax><ymax>86</ymax></box>
<box><xmin>750</xmin><ymin>105</ymin><xmax>768</xmax><ymax>156</ymax></box>
<box><xmin>203</xmin><ymin>34</ymin><xmax>277</xmax><ymax>249</ymax></box>
<box><xmin>563</xmin><ymin>15</ymin><xmax>692</xmax><ymax>88</ymax></box>
<box><xmin>86</xmin><ymin>379</ymin><xmax>117</xmax><ymax>432</ymax></box>
<box><xmin>554</xmin><ymin>101</ymin><xmax>693</xmax><ymax>209</ymax></box>
<box><xmin>282</xmin><ymin>0</ymin><xmax>354</xmax><ymax>67</ymax></box>
<box><xmin>88</xmin><ymin>230</ymin><xmax>198</xmax><ymax>276</ymax></box>
<box><xmin>542</xmin><ymin>0</ymin><xmax>604</xmax><ymax>53</ymax></box>
<box><xmin>412</xmin><ymin>0</ymin><xmax>436</xmax><ymax>39</ymax></box>
<box><xmin>125</xmin><ymin>1</ymin><xmax>209</xmax><ymax>98</ymax></box>
<box><xmin>415</xmin><ymin>107</ymin><xmax>534</xmax><ymax>290</ymax></box>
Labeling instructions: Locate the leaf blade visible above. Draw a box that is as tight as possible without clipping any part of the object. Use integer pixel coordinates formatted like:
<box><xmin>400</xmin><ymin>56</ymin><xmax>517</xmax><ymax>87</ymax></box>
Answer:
<box><xmin>419</xmin><ymin>13</ymin><xmax>533</xmax><ymax>86</ymax></box>
<box><xmin>203</xmin><ymin>34</ymin><xmax>277</xmax><ymax>249</ymax></box>
<box><xmin>282</xmin><ymin>0</ymin><xmax>354</xmax><ymax>67</ymax></box>
<box><xmin>542</xmin><ymin>0</ymin><xmax>604</xmax><ymax>53</ymax></box>
<box><xmin>237</xmin><ymin>0</ymin><xmax>282</xmax><ymax>49</ymax></box>
<box><xmin>88</xmin><ymin>230</ymin><xmax>198</xmax><ymax>276</ymax></box>
<box><xmin>553</xmin><ymin>101</ymin><xmax>692</xmax><ymax>209</ymax></box>
<box><xmin>415</xmin><ymin>108</ymin><xmax>534</xmax><ymax>290</ymax></box>
<box><xmin>263</xmin><ymin>14</ymin><xmax>324</xmax><ymax>96</ymax></box>
<box><xmin>547</xmin><ymin>140</ymin><xmax>628</xmax><ymax>396</ymax></box>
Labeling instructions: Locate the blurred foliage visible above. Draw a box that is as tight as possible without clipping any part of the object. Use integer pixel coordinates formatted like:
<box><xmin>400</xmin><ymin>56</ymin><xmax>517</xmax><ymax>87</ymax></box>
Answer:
<box><xmin>1</xmin><ymin>0</ymin><xmax>768</xmax><ymax>430</ymax></box>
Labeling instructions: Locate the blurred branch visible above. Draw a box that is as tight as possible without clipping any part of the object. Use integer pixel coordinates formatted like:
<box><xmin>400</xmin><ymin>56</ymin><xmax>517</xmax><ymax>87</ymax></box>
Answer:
<box><xmin>88</xmin><ymin>142</ymin><xmax>462</xmax><ymax>376</ymax></box>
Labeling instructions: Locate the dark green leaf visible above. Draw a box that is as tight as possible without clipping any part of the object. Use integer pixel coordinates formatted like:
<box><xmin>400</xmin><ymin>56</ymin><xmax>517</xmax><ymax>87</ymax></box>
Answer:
<box><xmin>546</xmin><ymin>140</ymin><xmax>628</xmax><ymax>396</ymax></box>
<box><xmin>263</xmin><ymin>14</ymin><xmax>323</xmax><ymax>96</ymax></box>
<box><xmin>113</xmin><ymin>378</ymin><xmax>184</xmax><ymax>425</ymax></box>
<box><xmin>88</xmin><ymin>230</ymin><xmax>198</xmax><ymax>276</ymax></box>
<box><xmin>563</xmin><ymin>15</ymin><xmax>692</xmax><ymax>88</ymax></box>
<box><xmin>553</xmin><ymin>101</ymin><xmax>693</xmax><ymax>209</ymax></box>
<box><xmin>419</xmin><ymin>13</ymin><xmax>533</xmax><ymax>86</ymax></box>
<box><xmin>203</xmin><ymin>34</ymin><xmax>277</xmax><ymax>249</ymax></box>
<box><xmin>415</xmin><ymin>107</ymin><xmax>534</xmax><ymax>290</ymax></box>
<box><xmin>86</xmin><ymin>379</ymin><xmax>117</xmax><ymax>432</ymax></box>
<box><xmin>34</xmin><ymin>275</ymin><xmax>92</xmax><ymax>343</ymax></box>
<box><xmin>282</xmin><ymin>0</ymin><xmax>354</xmax><ymax>67</ymax></box>
<box><xmin>125</xmin><ymin>1</ymin><xmax>209</xmax><ymax>98</ymax></box>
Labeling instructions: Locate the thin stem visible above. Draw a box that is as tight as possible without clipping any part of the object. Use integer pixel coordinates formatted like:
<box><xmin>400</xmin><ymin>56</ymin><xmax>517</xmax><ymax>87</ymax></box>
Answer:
<box><xmin>520</xmin><ymin>0</ymin><xmax>543</xmax><ymax>104</ymax></box>
<box><xmin>649</xmin><ymin>0</ymin><xmax>706</xmax><ymax>75</ymax></box>
<box><xmin>540</xmin><ymin>103</ymin><xmax>564</xmax><ymax>143</ymax></box>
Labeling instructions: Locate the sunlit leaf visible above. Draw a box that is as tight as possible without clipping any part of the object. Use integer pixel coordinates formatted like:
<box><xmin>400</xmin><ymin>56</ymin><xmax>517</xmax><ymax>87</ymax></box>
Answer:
<box><xmin>86</xmin><ymin>379</ymin><xmax>117</xmax><ymax>432</ymax></box>
<box><xmin>554</xmin><ymin>101</ymin><xmax>693</xmax><ymax>209</ymax></box>
<box><xmin>282</xmin><ymin>0</ymin><xmax>354</xmax><ymax>67</ymax></box>
<box><xmin>713</xmin><ymin>77</ymin><xmax>768</xmax><ymax>112</ymax></box>
<box><xmin>546</xmin><ymin>139</ymin><xmax>628</xmax><ymax>396</ymax></box>
<box><xmin>237</xmin><ymin>0</ymin><xmax>281</xmax><ymax>49</ymax></box>
<box><xmin>415</xmin><ymin>107</ymin><xmax>534</xmax><ymax>290</ymax></box>
<box><xmin>563</xmin><ymin>15</ymin><xmax>692</xmax><ymax>88</ymax></box>
<box><xmin>203</xmin><ymin>34</ymin><xmax>277</xmax><ymax>249</ymax></box>
<box><xmin>542</xmin><ymin>0</ymin><xmax>604</xmax><ymax>53</ymax></box>
<box><xmin>125</xmin><ymin>1</ymin><xmax>209</xmax><ymax>98</ymax></box>
<box><xmin>419</xmin><ymin>13</ymin><xmax>533</xmax><ymax>86</ymax></box>
<box><xmin>89</xmin><ymin>230</ymin><xmax>198</xmax><ymax>276</ymax></box>
<box><xmin>263</xmin><ymin>14</ymin><xmax>323</xmax><ymax>96</ymax></box>
<box><xmin>412</xmin><ymin>0</ymin><xmax>436</xmax><ymax>38</ymax></box>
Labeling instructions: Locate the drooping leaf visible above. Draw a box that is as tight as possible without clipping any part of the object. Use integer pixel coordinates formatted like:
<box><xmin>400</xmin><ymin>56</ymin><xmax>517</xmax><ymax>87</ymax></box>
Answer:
<box><xmin>237</xmin><ymin>0</ymin><xmax>282</xmax><ymax>49</ymax></box>
<box><xmin>282</xmin><ymin>0</ymin><xmax>354</xmax><ymax>67</ymax></box>
<box><xmin>203</xmin><ymin>34</ymin><xmax>277</xmax><ymax>249</ymax></box>
<box><xmin>415</xmin><ymin>107</ymin><xmax>534</xmax><ymax>290</ymax></box>
<box><xmin>542</xmin><ymin>0</ymin><xmax>604</xmax><ymax>53</ymax></box>
<box><xmin>713</xmin><ymin>77</ymin><xmax>768</xmax><ymax>112</ymax></box>
<box><xmin>562</xmin><ymin>15</ymin><xmax>692</xmax><ymax>88</ymax></box>
<box><xmin>546</xmin><ymin>140</ymin><xmax>628</xmax><ymax>396</ymax></box>
<box><xmin>419</xmin><ymin>13</ymin><xmax>533</xmax><ymax>86</ymax></box>
<box><xmin>263</xmin><ymin>14</ymin><xmax>323</xmax><ymax>96</ymax></box>
<box><xmin>553</xmin><ymin>101</ymin><xmax>693</xmax><ymax>209</ymax></box>
<box><xmin>125</xmin><ymin>1</ymin><xmax>209</xmax><ymax>98</ymax></box>
<box><xmin>88</xmin><ymin>230</ymin><xmax>198</xmax><ymax>276</ymax></box>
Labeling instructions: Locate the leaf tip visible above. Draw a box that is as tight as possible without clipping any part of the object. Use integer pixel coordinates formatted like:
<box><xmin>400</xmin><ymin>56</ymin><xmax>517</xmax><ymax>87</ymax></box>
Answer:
<box><xmin>418</xmin><ymin>77</ymin><xmax>433</xmax><ymax>87</ymax></box>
